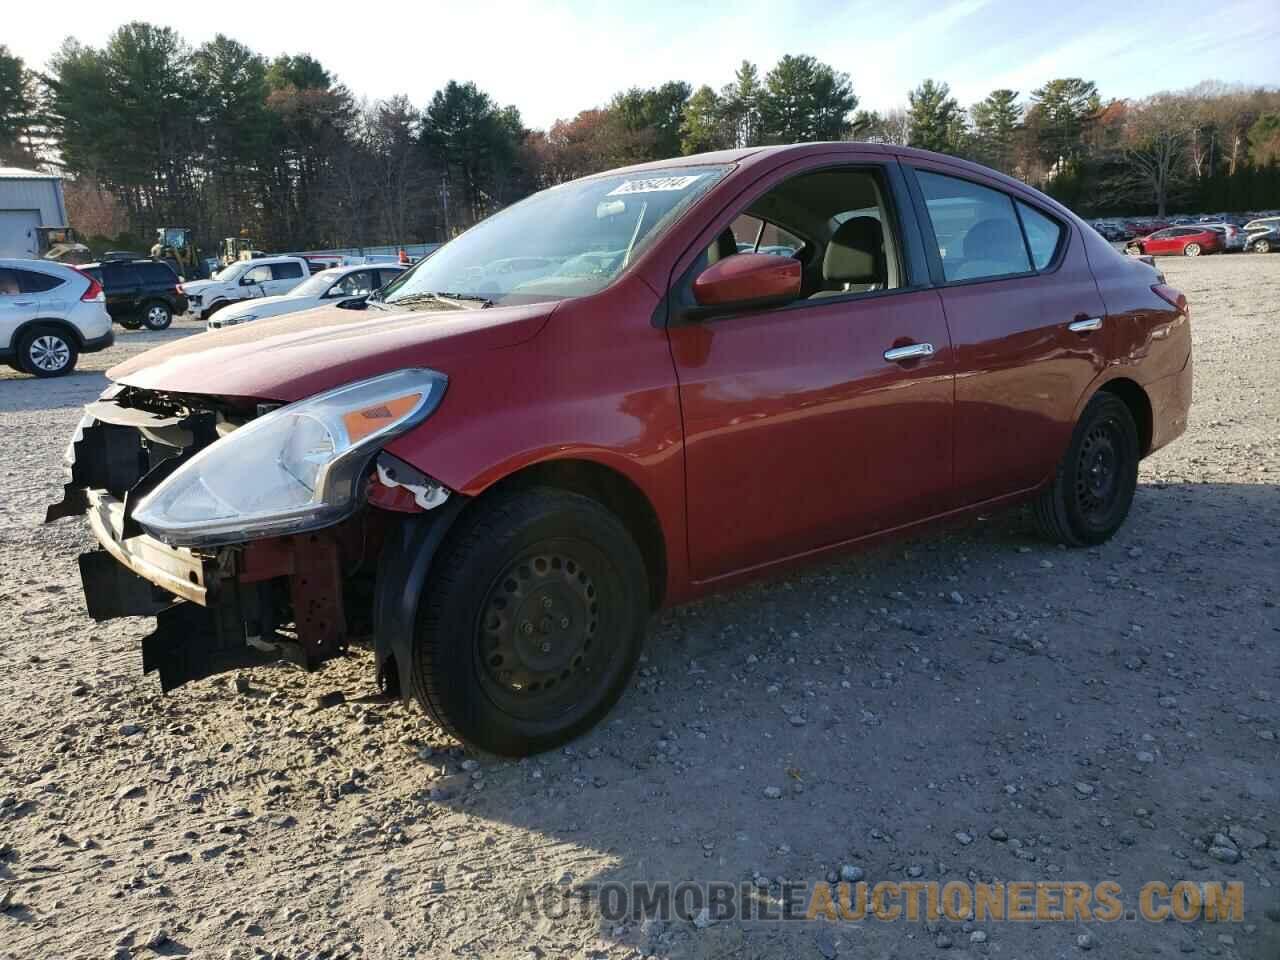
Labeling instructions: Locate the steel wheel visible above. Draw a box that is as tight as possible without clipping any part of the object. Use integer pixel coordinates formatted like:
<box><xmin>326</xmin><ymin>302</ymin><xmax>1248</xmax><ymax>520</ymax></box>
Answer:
<box><xmin>1074</xmin><ymin>421</ymin><xmax>1122</xmax><ymax>526</ymax></box>
<box><xmin>475</xmin><ymin>544</ymin><xmax>612</xmax><ymax>722</ymax></box>
<box><xmin>1183</xmin><ymin>243</ymin><xmax>1201</xmax><ymax>257</ymax></box>
<box><xmin>26</xmin><ymin>333</ymin><xmax>74</xmax><ymax>375</ymax></box>
<box><xmin>1032</xmin><ymin>392</ymin><xmax>1138</xmax><ymax>547</ymax></box>
<box><xmin>411</xmin><ymin>487</ymin><xmax>648</xmax><ymax>756</ymax></box>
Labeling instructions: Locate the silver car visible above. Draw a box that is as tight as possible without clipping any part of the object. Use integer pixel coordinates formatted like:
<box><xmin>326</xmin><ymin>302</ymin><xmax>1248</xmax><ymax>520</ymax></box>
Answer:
<box><xmin>1243</xmin><ymin>218</ymin><xmax>1280</xmax><ymax>253</ymax></box>
<box><xmin>0</xmin><ymin>259</ymin><xmax>114</xmax><ymax>377</ymax></box>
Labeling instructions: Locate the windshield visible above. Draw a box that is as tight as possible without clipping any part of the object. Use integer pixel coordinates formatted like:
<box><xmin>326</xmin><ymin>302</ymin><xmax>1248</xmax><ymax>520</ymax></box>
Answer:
<box><xmin>379</xmin><ymin>165</ymin><xmax>729</xmax><ymax>309</ymax></box>
<box><xmin>290</xmin><ymin>269</ymin><xmax>344</xmax><ymax>298</ymax></box>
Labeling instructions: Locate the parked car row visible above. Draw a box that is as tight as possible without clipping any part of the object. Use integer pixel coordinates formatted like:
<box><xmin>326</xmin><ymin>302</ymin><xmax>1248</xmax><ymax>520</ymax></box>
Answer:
<box><xmin>206</xmin><ymin>263</ymin><xmax>405</xmax><ymax>329</ymax></box>
<box><xmin>1089</xmin><ymin>209</ymin><xmax>1280</xmax><ymax>255</ymax></box>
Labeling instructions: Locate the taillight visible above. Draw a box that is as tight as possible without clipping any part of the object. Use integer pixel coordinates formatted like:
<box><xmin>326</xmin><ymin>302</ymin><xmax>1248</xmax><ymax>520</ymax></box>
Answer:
<box><xmin>1152</xmin><ymin>283</ymin><xmax>1188</xmax><ymax>316</ymax></box>
<box><xmin>73</xmin><ymin>268</ymin><xmax>104</xmax><ymax>302</ymax></box>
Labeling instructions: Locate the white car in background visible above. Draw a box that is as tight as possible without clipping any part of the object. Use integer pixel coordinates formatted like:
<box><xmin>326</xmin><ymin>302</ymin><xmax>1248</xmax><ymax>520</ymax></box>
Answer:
<box><xmin>0</xmin><ymin>258</ymin><xmax>113</xmax><ymax>377</ymax></box>
<box><xmin>207</xmin><ymin>263</ymin><xmax>406</xmax><ymax>330</ymax></box>
<box><xmin>179</xmin><ymin>255</ymin><xmax>313</xmax><ymax>322</ymax></box>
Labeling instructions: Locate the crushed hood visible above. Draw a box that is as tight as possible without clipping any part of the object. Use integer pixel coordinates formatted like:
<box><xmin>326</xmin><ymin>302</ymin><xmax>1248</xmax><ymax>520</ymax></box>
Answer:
<box><xmin>108</xmin><ymin>302</ymin><xmax>556</xmax><ymax>402</ymax></box>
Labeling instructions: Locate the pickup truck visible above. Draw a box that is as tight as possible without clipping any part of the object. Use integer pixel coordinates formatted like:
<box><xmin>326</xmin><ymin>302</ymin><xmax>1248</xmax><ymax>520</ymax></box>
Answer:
<box><xmin>179</xmin><ymin>256</ymin><xmax>311</xmax><ymax>322</ymax></box>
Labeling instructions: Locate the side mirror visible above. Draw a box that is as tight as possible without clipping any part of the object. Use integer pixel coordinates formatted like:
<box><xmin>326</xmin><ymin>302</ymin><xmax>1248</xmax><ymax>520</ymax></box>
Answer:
<box><xmin>337</xmin><ymin>296</ymin><xmax>368</xmax><ymax>310</ymax></box>
<box><xmin>691</xmin><ymin>253</ymin><xmax>801</xmax><ymax>312</ymax></box>
<box><xmin>239</xmin><ymin>276</ymin><xmax>257</xmax><ymax>286</ymax></box>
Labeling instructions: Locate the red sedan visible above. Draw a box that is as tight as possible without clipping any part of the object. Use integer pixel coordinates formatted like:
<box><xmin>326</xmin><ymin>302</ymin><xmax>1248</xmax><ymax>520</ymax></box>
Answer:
<box><xmin>49</xmin><ymin>143</ymin><xmax>1192</xmax><ymax>755</ymax></box>
<box><xmin>1127</xmin><ymin>226</ymin><xmax>1222</xmax><ymax>257</ymax></box>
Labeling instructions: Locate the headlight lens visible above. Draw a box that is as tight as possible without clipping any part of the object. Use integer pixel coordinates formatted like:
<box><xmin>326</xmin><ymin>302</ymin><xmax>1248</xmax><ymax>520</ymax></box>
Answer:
<box><xmin>133</xmin><ymin>368</ymin><xmax>447</xmax><ymax>546</ymax></box>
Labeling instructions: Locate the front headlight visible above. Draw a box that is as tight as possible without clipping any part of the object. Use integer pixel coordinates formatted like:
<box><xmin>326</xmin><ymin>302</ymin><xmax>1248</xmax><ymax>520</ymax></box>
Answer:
<box><xmin>133</xmin><ymin>368</ymin><xmax>447</xmax><ymax>547</ymax></box>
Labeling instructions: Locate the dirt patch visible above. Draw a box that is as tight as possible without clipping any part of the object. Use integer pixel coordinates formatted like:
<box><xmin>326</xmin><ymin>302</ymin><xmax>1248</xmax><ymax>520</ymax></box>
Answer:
<box><xmin>1</xmin><ymin>259</ymin><xmax>1277</xmax><ymax>959</ymax></box>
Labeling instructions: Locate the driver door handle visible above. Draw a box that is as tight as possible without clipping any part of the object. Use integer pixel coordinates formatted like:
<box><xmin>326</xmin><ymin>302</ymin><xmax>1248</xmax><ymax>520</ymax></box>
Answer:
<box><xmin>883</xmin><ymin>343</ymin><xmax>934</xmax><ymax>362</ymax></box>
<box><xmin>1068</xmin><ymin>317</ymin><xmax>1103</xmax><ymax>333</ymax></box>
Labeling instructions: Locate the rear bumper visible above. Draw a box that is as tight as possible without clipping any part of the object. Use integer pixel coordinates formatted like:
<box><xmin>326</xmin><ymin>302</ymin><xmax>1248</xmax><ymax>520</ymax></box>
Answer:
<box><xmin>1146</xmin><ymin>348</ymin><xmax>1193</xmax><ymax>456</ymax></box>
<box><xmin>81</xmin><ymin>330</ymin><xmax>115</xmax><ymax>353</ymax></box>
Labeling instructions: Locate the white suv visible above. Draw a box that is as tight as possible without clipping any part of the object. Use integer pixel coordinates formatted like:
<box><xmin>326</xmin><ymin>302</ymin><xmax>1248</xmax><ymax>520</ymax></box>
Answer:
<box><xmin>0</xmin><ymin>259</ymin><xmax>113</xmax><ymax>378</ymax></box>
<box><xmin>179</xmin><ymin>256</ymin><xmax>312</xmax><ymax>322</ymax></box>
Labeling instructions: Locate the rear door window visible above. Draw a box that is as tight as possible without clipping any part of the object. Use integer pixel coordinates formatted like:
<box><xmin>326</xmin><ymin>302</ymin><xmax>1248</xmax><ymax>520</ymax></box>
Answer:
<box><xmin>271</xmin><ymin>262</ymin><xmax>304</xmax><ymax>281</ymax></box>
<box><xmin>17</xmin><ymin>270</ymin><xmax>66</xmax><ymax>293</ymax></box>
<box><xmin>916</xmin><ymin>170</ymin><xmax>1032</xmax><ymax>282</ymax></box>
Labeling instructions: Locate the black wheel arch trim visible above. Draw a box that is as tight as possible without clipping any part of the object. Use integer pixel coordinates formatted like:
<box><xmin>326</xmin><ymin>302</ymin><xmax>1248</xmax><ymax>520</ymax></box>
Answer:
<box><xmin>12</xmin><ymin>318</ymin><xmax>89</xmax><ymax>350</ymax></box>
<box><xmin>371</xmin><ymin>496</ymin><xmax>469</xmax><ymax>700</ymax></box>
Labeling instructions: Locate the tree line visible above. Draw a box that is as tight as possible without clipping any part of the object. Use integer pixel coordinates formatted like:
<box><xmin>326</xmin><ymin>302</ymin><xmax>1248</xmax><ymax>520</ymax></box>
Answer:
<box><xmin>2</xmin><ymin>23</ymin><xmax>1278</xmax><ymax>254</ymax></box>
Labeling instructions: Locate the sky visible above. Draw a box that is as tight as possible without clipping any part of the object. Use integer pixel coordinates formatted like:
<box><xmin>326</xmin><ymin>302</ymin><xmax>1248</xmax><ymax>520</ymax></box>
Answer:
<box><xmin>6</xmin><ymin>0</ymin><xmax>1279</xmax><ymax>129</ymax></box>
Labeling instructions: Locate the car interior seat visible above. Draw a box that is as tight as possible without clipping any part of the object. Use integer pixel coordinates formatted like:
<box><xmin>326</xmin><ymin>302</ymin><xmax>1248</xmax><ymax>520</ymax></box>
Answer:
<box><xmin>810</xmin><ymin>216</ymin><xmax>886</xmax><ymax>297</ymax></box>
<box><xmin>951</xmin><ymin>217</ymin><xmax>1028</xmax><ymax>279</ymax></box>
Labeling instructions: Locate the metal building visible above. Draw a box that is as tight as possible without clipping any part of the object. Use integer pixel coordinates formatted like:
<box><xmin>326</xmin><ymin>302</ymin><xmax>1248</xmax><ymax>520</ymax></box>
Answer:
<box><xmin>0</xmin><ymin>167</ymin><xmax>68</xmax><ymax>259</ymax></box>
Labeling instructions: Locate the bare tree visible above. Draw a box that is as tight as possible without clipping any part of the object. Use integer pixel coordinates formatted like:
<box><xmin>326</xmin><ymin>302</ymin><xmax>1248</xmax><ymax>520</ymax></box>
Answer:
<box><xmin>1105</xmin><ymin>94</ymin><xmax>1194</xmax><ymax>216</ymax></box>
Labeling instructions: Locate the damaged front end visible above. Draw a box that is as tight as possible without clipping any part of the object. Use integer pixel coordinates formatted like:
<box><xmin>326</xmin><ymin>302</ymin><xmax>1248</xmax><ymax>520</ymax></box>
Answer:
<box><xmin>47</xmin><ymin>374</ymin><xmax>457</xmax><ymax>694</ymax></box>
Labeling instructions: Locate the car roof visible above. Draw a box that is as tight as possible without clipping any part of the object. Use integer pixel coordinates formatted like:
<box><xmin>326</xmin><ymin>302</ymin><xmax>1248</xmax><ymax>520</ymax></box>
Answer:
<box><xmin>0</xmin><ymin>258</ymin><xmax>82</xmax><ymax>274</ymax></box>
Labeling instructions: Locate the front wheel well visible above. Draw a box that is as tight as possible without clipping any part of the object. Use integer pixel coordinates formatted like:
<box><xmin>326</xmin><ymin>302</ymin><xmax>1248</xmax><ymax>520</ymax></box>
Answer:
<box><xmin>479</xmin><ymin>459</ymin><xmax>667</xmax><ymax>610</ymax></box>
<box><xmin>1098</xmin><ymin>378</ymin><xmax>1153</xmax><ymax>457</ymax></box>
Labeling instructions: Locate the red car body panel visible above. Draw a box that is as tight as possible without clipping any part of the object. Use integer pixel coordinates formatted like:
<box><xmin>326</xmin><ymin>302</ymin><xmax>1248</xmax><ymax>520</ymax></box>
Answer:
<box><xmin>106</xmin><ymin>143</ymin><xmax>1192</xmax><ymax>610</ymax></box>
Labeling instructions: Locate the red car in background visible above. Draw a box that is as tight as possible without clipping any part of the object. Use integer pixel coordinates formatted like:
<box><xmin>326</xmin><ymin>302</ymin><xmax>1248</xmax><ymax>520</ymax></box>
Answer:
<box><xmin>1127</xmin><ymin>226</ymin><xmax>1222</xmax><ymax>257</ymax></box>
<box><xmin>48</xmin><ymin>142</ymin><xmax>1193</xmax><ymax>756</ymax></box>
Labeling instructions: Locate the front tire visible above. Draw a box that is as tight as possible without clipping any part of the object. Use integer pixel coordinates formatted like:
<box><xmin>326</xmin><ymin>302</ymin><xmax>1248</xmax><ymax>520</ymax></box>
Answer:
<box><xmin>1032</xmin><ymin>392</ymin><xmax>1139</xmax><ymax>547</ymax></box>
<box><xmin>142</xmin><ymin>300</ymin><xmax>173</xmax><ymax>330</ymax></box>
<box><xmin>1183</xmin><ymin>242</ymin><xmax>1202</xmax><ymax>257</ymax></box>
<box><xmin>412</xmin><ymin>488</ymin><xmax>649</xmax><ymax>756</ymax></box>
<box><xmin>1254</xmin><ymin>239</ymin><xmax>1272</xmax><ymax>254</ymax></box>
<box><xmin>18</xmin><ymin>327</ymin><xmax>78</xmax><ymax>378</ymax></box>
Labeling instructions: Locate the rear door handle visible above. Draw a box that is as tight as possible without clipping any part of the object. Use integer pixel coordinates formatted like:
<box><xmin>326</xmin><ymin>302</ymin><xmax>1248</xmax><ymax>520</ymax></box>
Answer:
<box><xmin>883</xmin><ymin>343</ymin><xmax>934</xmax><ymax>362</ymax></box>
<box><xmin>1068</xmin><ymin>317</ymin><xmax>1103</xmax><ymax>333</ymax></box>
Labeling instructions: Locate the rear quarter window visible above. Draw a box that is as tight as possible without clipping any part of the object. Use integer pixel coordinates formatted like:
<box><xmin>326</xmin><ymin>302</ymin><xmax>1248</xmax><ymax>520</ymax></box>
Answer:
<box><xmin>1015</xmin><ymin>202</ymin><xmax>1064</xmax><ymax>270</ymax></box>
<box><xmin>142</xmin><ymin>263</ymin><xmax>178</xmax><ymax>283</ymax></box>
<box><xmin>18</xmin><ymin>270</ymin><xmax>66</xmax><ymax>293</ymax></box>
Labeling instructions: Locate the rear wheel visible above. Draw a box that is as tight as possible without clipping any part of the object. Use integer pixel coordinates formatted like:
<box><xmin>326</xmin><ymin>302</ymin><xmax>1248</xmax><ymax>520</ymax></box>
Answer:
<box><xmin>412</xmin><ymin>488</ymin><xmax>648</xmax><ymax>756</ymax></box>
<box><xmin>18</xmin><ymin>327</ymin><xmax>78</xmax><ymax>378</ymax></box>
<box><xmin>142</xmin><ymin>300</ymin><xmax>173</xmax><ymax>331</ymax></box>
<box><xmin>1183</xmin><ymin>242</ymin><xmax>1202</xmax><ymax>257</ymax></box>
<box><xmin>1032</xmin><ymin>392</ymin><xmax>1139</xmax><ymax>547</ymax></box>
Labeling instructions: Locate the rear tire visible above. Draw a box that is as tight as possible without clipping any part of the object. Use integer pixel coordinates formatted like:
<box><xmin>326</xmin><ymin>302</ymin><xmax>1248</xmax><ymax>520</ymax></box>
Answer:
<box><xmin>18</xmin><ymin>326</ymin><xmax>78</xmax><ymax>378</ymax></box>
<box><xmin>1183</xmin><ymin>242</ymin><xmax>1201</xmax><ymax>257</ymax></box>
<box><xmin>1032</xmin><ymin>392</ymin><xmax>1139</xmax><ymax>547</ymax></box>
<box><xmin>411</xmin><ymin>488</ymin><xmax>648</xmax><ymax>757</ymax></box>
<box><xmin>142</xmin><ymin>300</ymin><xmax>172</xmax><ymax>331</ymax></box>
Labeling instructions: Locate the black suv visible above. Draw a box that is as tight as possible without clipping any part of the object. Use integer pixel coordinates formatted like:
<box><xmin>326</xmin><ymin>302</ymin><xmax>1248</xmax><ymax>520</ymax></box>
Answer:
<box><xmin>81</xmin><ymin>260</ymin><xmax>188</xmax><ymax>330</ymax></box>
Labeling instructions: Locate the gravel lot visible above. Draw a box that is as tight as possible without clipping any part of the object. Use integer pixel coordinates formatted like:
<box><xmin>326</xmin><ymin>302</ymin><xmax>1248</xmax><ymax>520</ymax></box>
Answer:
<box><xmin>1</xmin><ymin>255</ymin><xmax>1278</xmax><ymax>960</ymax></box>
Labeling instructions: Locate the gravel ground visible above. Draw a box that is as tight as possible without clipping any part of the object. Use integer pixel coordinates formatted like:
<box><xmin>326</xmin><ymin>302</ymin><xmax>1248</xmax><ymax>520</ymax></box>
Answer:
<box><xmin>1</xmin><ymin>256</ymin><xmax>1278</xmax><ymax>960</ymax></box>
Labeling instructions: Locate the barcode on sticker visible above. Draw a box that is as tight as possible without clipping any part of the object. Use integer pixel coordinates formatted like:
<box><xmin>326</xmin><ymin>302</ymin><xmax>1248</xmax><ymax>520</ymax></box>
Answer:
<box><xmin>606</xmin><ymin>175</ymin><xmax>703</xmax><ymax>196</ymax></box>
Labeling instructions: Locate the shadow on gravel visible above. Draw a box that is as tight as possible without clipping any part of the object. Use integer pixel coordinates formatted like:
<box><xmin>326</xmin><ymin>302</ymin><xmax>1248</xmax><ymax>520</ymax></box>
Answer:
<box><xmin>426</xmin><ymin>480</ymin><xmax>1279</xmax><ymax>958</ymax></box>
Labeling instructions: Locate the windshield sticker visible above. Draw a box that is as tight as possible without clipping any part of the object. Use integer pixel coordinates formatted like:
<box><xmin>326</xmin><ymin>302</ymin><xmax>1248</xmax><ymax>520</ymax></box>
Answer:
<box><xmin>606</xmin><ymin>175</ymin><xmax>704</xmax><ymax>196</ymax></box>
